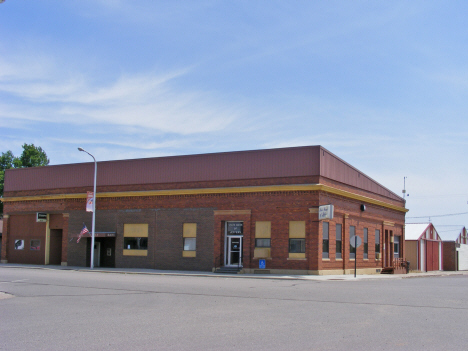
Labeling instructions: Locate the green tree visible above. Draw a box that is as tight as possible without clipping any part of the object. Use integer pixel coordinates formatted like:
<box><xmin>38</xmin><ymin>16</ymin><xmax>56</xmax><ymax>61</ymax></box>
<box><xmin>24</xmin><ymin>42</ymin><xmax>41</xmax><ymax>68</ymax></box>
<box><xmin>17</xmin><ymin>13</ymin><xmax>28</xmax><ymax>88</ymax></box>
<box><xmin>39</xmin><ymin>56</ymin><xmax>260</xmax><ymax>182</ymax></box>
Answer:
<box><xmin>17</xmin><ymin>144</ymin><xmax>50</xmax><ymax>168</ymax></box>
<box><xmin>1</xmin><ymin>144</ymin><xmax>50</xmax><ymax>215</ymax></box>
<box><xmin>0</xmin><ymin>150</ymin><xmax>19</xmax><ymax>170</ymax></box>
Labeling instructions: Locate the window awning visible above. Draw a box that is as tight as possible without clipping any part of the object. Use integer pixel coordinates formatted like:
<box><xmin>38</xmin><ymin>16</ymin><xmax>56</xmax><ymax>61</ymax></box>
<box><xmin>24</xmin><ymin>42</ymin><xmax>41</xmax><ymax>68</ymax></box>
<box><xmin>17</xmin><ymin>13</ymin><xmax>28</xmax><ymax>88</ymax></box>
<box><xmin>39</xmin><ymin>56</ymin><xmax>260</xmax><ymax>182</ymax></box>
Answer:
<box><xmin>72</xmin><ymin>232</ymin><xmax>116</xmax><ymax>238</ymax></box>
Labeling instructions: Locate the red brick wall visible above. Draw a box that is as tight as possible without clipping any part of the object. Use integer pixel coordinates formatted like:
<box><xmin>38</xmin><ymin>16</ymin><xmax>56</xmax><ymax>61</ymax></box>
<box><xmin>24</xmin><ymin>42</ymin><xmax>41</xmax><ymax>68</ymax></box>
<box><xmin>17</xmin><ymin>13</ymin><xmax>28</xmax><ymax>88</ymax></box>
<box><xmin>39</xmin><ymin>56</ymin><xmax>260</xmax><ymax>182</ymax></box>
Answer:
<box><xmin>3</xmin><ymin>186</ymin><xmax>405</xmax><ymax>272</ymax></box>
<box><xmin>7</xmin><ymin>214</ymin><xmax>46</xmax><ymax>264</ymax></box>
<box><xmin>1</xmin><ymin>216</ymin><xmax>9</xmax><ymax>262</ymax></box>
<box><xmin>66</xmin><ymin>208</ymin><xmax>214</xmax><ymax>270</ymax></box>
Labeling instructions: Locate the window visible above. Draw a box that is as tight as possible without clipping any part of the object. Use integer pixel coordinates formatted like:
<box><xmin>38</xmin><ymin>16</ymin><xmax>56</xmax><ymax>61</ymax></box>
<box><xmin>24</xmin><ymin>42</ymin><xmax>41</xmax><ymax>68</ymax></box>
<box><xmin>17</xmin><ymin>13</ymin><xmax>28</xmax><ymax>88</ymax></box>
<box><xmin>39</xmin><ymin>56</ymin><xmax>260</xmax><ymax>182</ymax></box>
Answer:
<box><xmin>289</xmin><ymin>221</ymin><xmax>306</xmax><ymax>258</ymax></box>
<box><xmin>255</xmin><ymin>238</ymin><xmax>271</xmax><ymax>247</ymax></box>
<box><xmin>30</xmin><ymin>240</ymin><xmax>41</xmax><ymax>251</ymax></box>
<box><xmin>363</xmin><ymin>228</ymin><xmax>368</xmax><ymax>259</ymax></box>
<box><xmin>183</xmin><ymin>237</ymin><xmax>196</xmax><ymax>251</ymax></box>
<box><xmin>123</xmin><ymin>237</ymin><xmax>148</xmax><ymax>250</ymax></box>
<box><xmin>349</xmin><ymin>226</ymin><xmax>356</xmax><ymax>259</ymax></box>
<box><xmin>336</xmin><ymin>224</ymin><xmax>342</xmax><ymax>259</ymax></box>
<box><xmin>255</xmin><ymin>221</ymin><xmax>271</xmax><ymax>258</ymax></box>
<box><xmin>322</xmin><ymin>222</ymin><xmax>329</xmax><ymax>258</ymax></box>
<box><xmin>123</xmin><ymin>224</ymin><xmax>149</xmax><ymax>256</ymax></box>
<box><xmin>375</xmin><ymin>229</ymin><xmax>380</xmax><ymax>255</ymax></box>
<box><xmin>394</xmin><ymin>236</ymin><xmax>400</xmax><ymax>258</ymax></box>
<box><xmin>289</xmin><ymin>239</ymin><xmax>305</xmax><ymax>253</ymax></box>
<box><xmin>183</xmin><ymin>223</ymin><xmax>197</xmax><ymax>257</ymax></box>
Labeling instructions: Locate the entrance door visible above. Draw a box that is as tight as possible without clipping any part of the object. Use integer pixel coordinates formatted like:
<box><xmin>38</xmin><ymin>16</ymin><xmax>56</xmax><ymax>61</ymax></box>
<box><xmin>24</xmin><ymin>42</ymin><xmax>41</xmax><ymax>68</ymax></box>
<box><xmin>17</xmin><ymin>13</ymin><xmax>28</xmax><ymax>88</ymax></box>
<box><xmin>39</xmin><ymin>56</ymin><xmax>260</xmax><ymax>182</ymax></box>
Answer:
<box><xmin>226</xmin><ymin>236</ymin><xmax>243</xmax><ymax>267</ymax></box>
<box><xmin>49</xmin><ymin>229</ymin><xmax>63</xmax><ymax>265</ymax></box>
<box><xmin>93</xmin><ymin>242</ymin><xmax>101</xmax><ymax>268</ymax></box>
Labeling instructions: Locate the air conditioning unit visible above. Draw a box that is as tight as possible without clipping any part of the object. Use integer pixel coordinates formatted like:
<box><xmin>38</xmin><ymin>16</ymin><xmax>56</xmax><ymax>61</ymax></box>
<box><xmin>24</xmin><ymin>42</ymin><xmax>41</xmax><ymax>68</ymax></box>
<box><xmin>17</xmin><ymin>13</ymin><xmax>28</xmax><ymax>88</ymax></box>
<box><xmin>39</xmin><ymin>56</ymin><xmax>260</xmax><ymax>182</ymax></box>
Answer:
<box><xmin>376</xmin><ymin>253</ymin><xmax>381</xmax><ymax>260</ymax></box>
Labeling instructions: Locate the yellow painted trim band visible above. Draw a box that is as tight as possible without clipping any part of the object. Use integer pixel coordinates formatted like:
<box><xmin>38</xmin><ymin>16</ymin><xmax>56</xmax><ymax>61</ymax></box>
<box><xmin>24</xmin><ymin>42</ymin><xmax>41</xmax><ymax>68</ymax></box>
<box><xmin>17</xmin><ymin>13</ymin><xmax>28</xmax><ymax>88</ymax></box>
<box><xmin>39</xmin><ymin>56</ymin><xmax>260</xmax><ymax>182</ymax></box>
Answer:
<box><xmin>1</xmin><ymin>184</ymin><xmax>408</xmax><ymax>212</ymax></box>
<box><xmin>289</xmin><ymin>253</ymin><xmax>306</xmax><ymax>259</ymax></box>
<box><xmin>214</xmin><ymin>210</ymin><xmax>252</xmax><ymax>216</ymax></box>
<box><xmin>318</xmin><ymin>184</ymin><xmax>408</xmax><ymax>213</ymax></box>
<box><xmin>182</xmin><ymin>251</ymin><xmax>196</xmax><ymax>258</ymax></box>
<box><xmin>254</xmin><ymin>248</ymin><xmax>271</xmax><ymax>258</ymax></box>
<box><xmin>123</xmin><ymin>223</ymin><xmax>149</xmax><ymax>238</ymax></box>
<box><xmin>123</xmin><ymin>249</ymin><xmax>148</xmax><ymax>256</ymax></box>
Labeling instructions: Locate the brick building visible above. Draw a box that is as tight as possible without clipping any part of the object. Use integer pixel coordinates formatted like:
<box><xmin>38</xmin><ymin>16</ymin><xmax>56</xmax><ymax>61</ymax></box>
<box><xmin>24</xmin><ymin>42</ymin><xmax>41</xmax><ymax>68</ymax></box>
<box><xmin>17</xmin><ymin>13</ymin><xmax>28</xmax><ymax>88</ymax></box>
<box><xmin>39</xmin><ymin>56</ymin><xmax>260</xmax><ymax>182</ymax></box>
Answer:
<box><xmin>0</xmin><ymin>218</ymin><xmax>3</xmax><ymax>257</ymax></box>
<box><xmin>1</xmin><ymin>146</ymin><xmax>407</xmax><ymax>275</ymax></box>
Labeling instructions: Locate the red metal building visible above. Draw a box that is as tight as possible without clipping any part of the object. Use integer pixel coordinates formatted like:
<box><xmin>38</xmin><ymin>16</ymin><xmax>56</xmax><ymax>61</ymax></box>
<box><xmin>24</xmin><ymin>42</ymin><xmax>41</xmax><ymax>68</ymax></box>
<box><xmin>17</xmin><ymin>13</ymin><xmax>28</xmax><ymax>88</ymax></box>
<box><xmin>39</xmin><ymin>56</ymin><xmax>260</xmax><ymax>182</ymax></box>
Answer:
<box><xmin>405</xmin><ymin>223</ymin><xmax>443</xmax><ymax>272</ymax></box>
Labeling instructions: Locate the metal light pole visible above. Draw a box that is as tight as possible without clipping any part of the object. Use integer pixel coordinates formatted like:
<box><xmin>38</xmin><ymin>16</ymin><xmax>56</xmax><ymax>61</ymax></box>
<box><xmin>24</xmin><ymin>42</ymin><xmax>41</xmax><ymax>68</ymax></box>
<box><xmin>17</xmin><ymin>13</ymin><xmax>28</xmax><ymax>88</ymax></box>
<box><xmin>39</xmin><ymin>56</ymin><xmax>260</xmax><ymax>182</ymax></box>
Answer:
<box><xmin>78</xmin><ymin>147</ymin><xmax>97</xmax><ymax>269</ymax></box>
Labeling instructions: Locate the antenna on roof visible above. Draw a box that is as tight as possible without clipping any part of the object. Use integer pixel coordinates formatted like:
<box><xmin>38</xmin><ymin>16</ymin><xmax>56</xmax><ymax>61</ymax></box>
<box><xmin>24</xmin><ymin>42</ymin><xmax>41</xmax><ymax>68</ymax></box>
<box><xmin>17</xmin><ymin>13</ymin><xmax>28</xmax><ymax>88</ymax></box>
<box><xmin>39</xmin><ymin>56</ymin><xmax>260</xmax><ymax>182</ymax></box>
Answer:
<box><xmin>402</xmin><ymin>176</ymin><xmax>409</xmax><ymax>199</ymax></box>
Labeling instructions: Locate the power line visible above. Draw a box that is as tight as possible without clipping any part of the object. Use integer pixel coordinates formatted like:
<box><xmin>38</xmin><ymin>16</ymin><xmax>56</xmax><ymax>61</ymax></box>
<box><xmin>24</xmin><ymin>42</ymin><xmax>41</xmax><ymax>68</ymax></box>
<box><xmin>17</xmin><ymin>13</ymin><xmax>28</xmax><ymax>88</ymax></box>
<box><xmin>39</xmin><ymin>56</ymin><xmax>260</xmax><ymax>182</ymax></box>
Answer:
<box><xmin>408</xmin><ymin>194</ymin><xmax>468</xmax><ymax>199</ymax></box>
<box><xmin>406</xmin><ymin>223</ymin><xmax>465</xmax><ymax>227</ymax></box>
<box><xmin>406</xmin><ymin>211</ymin><xmax>468</xmax><ymax>219</ymax></box>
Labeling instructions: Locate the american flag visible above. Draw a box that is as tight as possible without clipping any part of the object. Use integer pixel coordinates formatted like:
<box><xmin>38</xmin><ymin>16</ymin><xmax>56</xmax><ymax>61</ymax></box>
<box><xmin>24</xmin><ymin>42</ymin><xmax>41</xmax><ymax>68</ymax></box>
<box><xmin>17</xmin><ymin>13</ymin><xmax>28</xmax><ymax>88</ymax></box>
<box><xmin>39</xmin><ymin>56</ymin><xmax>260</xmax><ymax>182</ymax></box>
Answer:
<box><xmin>77</xmin><ymin>223</ymin><xmax>90</xmax><ymax>243</ymax></box>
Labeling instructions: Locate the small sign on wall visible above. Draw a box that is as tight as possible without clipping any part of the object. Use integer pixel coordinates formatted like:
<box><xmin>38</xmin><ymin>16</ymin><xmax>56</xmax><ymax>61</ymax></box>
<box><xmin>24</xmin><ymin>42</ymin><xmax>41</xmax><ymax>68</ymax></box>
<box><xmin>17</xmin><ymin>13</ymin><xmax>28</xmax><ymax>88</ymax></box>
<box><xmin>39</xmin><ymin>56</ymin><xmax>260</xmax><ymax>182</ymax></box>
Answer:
<box><xmin>36</xmin><ymin>213</ymin><xmax>47</xmax><ymax>222</ymax></box>
<box><xmin>318</xmin><ymin>205</ymin><xmax>334</xmax><ymax>220</ymax></box>
<box><xmin>14</xmin><ymin>240</ymin><xmax>24</xmax><ymax>250</ymax></box>
<box><xmin>227</xmin><ymin>222</ymin><xmax>243</xmax><ymax>234</ymax></box>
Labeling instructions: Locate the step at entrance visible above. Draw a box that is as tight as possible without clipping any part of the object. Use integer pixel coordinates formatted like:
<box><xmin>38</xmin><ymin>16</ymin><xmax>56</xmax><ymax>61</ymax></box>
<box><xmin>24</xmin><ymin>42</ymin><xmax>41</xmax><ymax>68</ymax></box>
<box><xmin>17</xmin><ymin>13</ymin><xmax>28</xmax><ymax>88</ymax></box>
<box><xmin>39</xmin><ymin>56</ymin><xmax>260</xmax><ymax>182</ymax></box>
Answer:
<box><xmin>214</xmin><ymin>266</ymin><xmax>243</xmax><ymax>274</ymax></box>
<box><xmin>380</xmin><ymin>267</ymin><xmax>394</xmax><ymax>274</ymax></box>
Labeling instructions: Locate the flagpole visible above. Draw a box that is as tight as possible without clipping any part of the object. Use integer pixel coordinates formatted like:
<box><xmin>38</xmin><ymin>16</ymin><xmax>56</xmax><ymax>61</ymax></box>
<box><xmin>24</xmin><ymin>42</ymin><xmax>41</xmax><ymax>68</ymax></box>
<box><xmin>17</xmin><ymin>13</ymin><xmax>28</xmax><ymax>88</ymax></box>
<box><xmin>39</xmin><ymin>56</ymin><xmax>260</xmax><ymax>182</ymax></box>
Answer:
<box><xmin>78</xmin><ymin>147</ymin><xmax>97</xmax><ymax>270</ymax></box>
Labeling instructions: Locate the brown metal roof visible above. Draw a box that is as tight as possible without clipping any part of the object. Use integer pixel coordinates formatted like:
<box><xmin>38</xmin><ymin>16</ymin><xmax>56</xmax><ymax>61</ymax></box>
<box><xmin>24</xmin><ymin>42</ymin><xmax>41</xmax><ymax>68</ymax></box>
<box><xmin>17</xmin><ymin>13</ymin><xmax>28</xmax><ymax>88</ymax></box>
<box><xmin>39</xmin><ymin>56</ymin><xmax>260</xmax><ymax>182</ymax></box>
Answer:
<box><xmin>3</xmin><ymin>145</ymin><xmax>402</xmax><ymax>201</ymax></box>
<box><xmin>320</xmin><ymin>149</ymin><xmax>400</xmax><ymax>200</ymax></box>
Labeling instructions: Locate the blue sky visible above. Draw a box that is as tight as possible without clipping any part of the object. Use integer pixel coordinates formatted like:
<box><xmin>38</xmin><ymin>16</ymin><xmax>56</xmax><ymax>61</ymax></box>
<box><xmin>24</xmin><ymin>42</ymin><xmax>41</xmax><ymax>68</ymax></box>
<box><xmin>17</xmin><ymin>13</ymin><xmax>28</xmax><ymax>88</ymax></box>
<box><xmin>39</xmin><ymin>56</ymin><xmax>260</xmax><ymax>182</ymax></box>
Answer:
<box><xmin>1</xmin><ymin>1</ymin><xmax>467</xmax><ymax>236</ymax></box>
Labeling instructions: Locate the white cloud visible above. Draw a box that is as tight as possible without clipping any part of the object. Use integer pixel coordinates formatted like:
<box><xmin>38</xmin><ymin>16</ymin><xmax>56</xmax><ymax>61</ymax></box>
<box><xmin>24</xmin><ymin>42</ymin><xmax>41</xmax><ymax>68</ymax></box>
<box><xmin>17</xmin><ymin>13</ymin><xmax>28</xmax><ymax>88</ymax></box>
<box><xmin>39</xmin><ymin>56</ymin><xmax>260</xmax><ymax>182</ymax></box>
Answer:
<box><xmin>0</xmin><ymin>56</ymin><xmax>237</xmax><ymax>135</ymax></box>
<box><xmin>51</xmin><ymin>136</ymin><xmax>189</xmax><ymax>151</ymax></box>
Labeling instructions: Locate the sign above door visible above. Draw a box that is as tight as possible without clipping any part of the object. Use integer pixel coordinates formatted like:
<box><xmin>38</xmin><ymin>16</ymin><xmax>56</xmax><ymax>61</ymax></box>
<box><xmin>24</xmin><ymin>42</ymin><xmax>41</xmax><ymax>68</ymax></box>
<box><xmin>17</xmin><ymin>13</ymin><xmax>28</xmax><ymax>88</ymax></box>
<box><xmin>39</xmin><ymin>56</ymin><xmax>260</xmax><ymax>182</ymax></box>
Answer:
<box><xmin>227</xmin><ymin>222</ymin><xmax>243</xmax><ymax>235</ymax></box>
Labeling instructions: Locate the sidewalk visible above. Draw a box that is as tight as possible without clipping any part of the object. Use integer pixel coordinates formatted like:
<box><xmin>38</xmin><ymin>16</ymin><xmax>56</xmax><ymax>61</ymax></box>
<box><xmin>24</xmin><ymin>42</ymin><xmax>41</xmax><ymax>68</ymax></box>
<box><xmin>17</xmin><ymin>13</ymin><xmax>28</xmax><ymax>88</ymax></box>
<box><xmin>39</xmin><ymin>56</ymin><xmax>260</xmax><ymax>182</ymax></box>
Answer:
<box><xmin>1</xmin><ymin>263</ymin><xmax>467</xmax><ymax>281</ymax></box>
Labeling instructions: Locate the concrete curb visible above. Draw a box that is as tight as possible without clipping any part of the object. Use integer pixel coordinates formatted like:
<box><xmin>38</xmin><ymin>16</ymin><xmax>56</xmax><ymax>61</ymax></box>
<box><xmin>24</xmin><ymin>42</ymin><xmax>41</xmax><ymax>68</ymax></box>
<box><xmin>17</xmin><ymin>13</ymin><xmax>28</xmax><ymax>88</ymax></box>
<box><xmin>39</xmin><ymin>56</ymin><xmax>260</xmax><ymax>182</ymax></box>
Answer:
<box><xmin>2</xmin><ymin>263</ymin><xmax>467</xmax><ymax>282</ymax></box>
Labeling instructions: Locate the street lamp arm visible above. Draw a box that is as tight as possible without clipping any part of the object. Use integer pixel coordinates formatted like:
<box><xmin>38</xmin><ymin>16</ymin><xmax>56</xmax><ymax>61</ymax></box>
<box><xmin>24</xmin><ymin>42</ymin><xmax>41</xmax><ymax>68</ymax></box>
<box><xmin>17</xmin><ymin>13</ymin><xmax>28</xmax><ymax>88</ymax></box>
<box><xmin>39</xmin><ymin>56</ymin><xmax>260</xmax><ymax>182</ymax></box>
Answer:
<box><xmin>78</xmin><ymin>147</ymin><xmax>96</xmax><ymax>163</ymax></box>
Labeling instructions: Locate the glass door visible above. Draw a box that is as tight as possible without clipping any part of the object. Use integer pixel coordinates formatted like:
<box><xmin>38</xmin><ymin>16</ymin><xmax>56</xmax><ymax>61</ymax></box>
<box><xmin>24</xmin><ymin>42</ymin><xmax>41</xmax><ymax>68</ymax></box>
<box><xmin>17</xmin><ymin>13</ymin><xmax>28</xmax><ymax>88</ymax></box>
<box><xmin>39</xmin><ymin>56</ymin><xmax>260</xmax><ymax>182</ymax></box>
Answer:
<box><xmin>226</xmin><ymin>236</ymin><xmax>243</xmax><ymax>267</ymax></box>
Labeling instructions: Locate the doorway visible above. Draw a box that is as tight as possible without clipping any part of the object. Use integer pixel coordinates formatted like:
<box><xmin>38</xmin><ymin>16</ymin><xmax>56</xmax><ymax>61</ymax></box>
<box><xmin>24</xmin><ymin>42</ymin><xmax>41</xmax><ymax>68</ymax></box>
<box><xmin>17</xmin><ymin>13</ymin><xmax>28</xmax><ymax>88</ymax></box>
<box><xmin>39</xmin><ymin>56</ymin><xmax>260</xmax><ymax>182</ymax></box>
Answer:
<box><xmin>49</xmin><ymin>229</ymin><xmax>63</xmax><ymax>265</ymax></box>
<box><xmin>226</xmin><ymin>236</ymin><xmax>243</xmax><ymax>267</ymax></box>
<box><xmin>93</xmin><ymin>242</ymin><xmax>101</xmax><ymax>267</ymax></box>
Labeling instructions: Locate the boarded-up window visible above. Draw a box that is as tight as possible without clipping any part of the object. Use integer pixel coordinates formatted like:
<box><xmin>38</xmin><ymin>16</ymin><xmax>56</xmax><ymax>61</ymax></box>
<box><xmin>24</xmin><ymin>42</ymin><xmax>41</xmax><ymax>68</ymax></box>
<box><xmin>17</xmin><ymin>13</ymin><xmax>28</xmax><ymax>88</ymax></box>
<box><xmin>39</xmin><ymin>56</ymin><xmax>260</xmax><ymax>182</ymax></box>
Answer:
<box><xmin>289</xmin><ymin>221</ymin><xmax>306</xmax><ymax>259</ymax></box>
<box><xmin>254</xmin><ymin>221</ymin><xmax>271</xmax><ymax>258</ymax></box>
<box><xmin>183</xmin><ymin>223</ymin><xmax>197</xmax><ymax>257</ymax></box>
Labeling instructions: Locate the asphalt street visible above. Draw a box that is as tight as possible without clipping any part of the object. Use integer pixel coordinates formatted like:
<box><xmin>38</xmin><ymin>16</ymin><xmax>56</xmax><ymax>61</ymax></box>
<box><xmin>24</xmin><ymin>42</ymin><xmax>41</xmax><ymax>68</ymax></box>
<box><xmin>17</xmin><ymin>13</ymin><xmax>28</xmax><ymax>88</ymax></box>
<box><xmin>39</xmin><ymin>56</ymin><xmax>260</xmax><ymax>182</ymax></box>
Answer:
<box><xmin>1</xmin><ymin>267</ymin><xmax>468</xmax><ymax>350</ymax></box>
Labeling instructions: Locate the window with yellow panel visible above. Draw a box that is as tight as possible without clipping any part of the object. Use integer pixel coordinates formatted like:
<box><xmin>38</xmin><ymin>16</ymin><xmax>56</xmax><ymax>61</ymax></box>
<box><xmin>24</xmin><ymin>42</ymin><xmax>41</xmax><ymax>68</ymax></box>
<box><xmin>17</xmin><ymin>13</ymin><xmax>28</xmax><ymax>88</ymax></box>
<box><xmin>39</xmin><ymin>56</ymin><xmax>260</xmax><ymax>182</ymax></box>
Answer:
<box><xmin>289</xmin><ymin>221</ymin><xmax>306</xmax><ymax>259</ymax></box>
<box><xmin>123</xmin><ymin>224</ymin><xmax>148</xmax><ymax>256</ymax></box>
<box><xmin>254</xmin><ymin>221</ymin><xmax>271</xmax><ymax>258</ymax></box>
<box><xmin>183</xmin><ymin>223</ymin><xmax>197</xmax><ymax>258</ymax></box>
